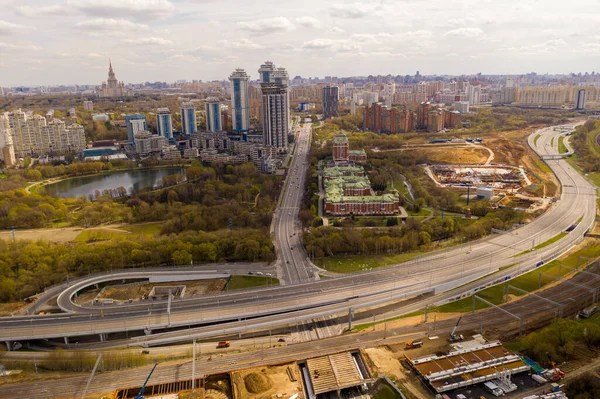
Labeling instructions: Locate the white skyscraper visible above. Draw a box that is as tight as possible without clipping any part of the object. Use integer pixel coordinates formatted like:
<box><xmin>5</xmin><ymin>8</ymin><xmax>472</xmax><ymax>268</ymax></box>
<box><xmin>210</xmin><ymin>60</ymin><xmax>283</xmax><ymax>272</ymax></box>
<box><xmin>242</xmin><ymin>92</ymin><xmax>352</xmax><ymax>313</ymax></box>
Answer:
<box><xmin>258</xmin><ymin>61</ymin><xmax>276</xmax><ymax>83</ymax></box>
<box><xmin>229</xmin><ymin>69</ymin><xmax>250</xmax><ymax>134</ymax></box>
<box><xmin>205</xmin><ymin>97</ymin><xmax>222</xmax><ymax>132</ymax></box>
<box><xmin>180</xmin><ymin>102</ymin><xmax>197</xmax><ymax>135</ymax></box>
<box><xmin>261</xmin><ymin>83</ymin><xmax>289</xmax><ymax>150</ymax></box>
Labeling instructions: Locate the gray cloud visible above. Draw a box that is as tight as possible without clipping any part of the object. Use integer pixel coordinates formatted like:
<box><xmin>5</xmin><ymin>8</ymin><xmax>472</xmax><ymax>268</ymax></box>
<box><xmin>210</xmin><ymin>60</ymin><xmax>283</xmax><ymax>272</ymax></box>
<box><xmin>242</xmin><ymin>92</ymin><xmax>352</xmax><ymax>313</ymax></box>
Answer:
<box><xmin>75</xmin><ymin>18</ymin><xmax>150</xmax><ymax>31</ymax></box>
<box><xmin>237</xmin><ymin>17</ymin><xmax>295</xmax><ymax>34</ymax></box>
<box><xmin>0</xmin><ymin>20</ymin><xmax>29</xmax><ymax>35</ymax></box>
<box><xmin>70</xmin><ymin>0</ymin><xmax>175</xmax><ymax>20</ymax></box>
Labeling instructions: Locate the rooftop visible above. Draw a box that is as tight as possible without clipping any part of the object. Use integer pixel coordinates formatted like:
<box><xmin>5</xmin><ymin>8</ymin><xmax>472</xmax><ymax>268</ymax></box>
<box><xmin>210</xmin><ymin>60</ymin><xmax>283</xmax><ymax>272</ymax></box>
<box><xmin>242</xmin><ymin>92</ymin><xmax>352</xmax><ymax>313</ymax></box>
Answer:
<box><xmin>333</xmin><ymin>132</ymin><xmax>349</xmax><ymax>144</ymax></box>
<box><xmin>407</xmin><ymin>340</ymin><xmax>530</xmax><ymax>393</ymax></box>
<box><xmin>306</xmin><ymin>352</ymin><xmax>366</xmax><ymax>395</ymax></box>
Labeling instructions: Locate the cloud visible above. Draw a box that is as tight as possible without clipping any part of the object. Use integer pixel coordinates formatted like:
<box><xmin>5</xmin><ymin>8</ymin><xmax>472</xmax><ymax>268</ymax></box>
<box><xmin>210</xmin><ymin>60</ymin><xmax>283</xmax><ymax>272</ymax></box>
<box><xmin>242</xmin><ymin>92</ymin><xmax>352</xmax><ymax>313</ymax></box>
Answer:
<box><xmin>446</xmin><ymin>52</ymin><xmax>458</xmax><ymax>57</ymax></box>
<box><xmin>573</xmin><ymin>43</ymin><xmax>600</xmax><ymax>53</ymax></box>
<box><xmin>358</xmin><ymin>51</ymin><xmax>406</xmax><ymax>58</ymax></box>
<box><xmin>329</xmin><ymin>3</ymin><xmax>378</xmax><ymax>19</ymax></box>
<box><xmin>0</xmin><ymin>20</ymin><xmax>29</xmax><ymax>35</ymax></box>
<box><xmin>0</xmin><ymin>42</ymin><xmax>40</xmax><ymax>51</ymax></box>
<box><xmin>75</xmin><ymin>18</ymin><xmax>150</xmax><ymax>31</ymax></box>
<box><xmin>444</xmin><ymin>27</ymin><xmax>484</xmax><ymax>38</ymax></box>
<box><xmin>404</xmin><ymin>30</ymin><xmax>433</xmax><ymax>38</ymax></box>
<box><xmin>237</xmin><ymin>17</ymin><xmax>294</xmax><ymax>34</ymax></box>
<box><xmin>218</xmin><ymin>38</ymin><xmax>263</xmax><ymax>49</ymax></box>
<box><xmin>302</xmin><ymin>39</ymin><xmax>361</xmax><ymax>52</ymax></box>
<box><xmin>351</xmin><ymin>33</ymin><xmax>393</xmax><ymax>43</ymax></box>
<box><xmin>15</xmin><ymin>5</ymin><xmax>66</xmax><ymax>17</ymax></box>
<box><xmin>125</xmin><ymin>37</ymin><xmax>173</xmax><ymax>46</ymax></box>
<box><xmin>70</xmin><ymin>0</ymin><xmax>175</xmax><ymax>20</ymax></box>
<box><xmin>327</xmin><ymin>27</ymin><xmax>345</xmax><ymax>34</ymax></box>
<box><xmin>296</xmin><ymin>17</ymin><xmax>319</xmax><ymax>28</ymax></box>
<box><xmin>87</xmin><ymin>53</ymin><xmax>103</xmax><ymax>58</ymax></box>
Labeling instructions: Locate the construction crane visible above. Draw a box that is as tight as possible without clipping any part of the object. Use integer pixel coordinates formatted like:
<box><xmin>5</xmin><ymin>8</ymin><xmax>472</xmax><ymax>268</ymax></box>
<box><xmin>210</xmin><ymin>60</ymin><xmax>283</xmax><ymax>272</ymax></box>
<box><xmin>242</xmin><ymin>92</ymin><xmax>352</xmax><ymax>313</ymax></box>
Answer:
<box><xmin>546</xmin><ymin>353</ymin><xmax>565</xmax><ymax>382</ymax></box>
<box><xmin>134</xmin><ymin>363</ymin><xmax>159</xmax><ymax>399</ymax></box>
<box><xmin>448</xmin><ymin>317</ymin><xmax>464</xmax><ymax>342</ymax></box>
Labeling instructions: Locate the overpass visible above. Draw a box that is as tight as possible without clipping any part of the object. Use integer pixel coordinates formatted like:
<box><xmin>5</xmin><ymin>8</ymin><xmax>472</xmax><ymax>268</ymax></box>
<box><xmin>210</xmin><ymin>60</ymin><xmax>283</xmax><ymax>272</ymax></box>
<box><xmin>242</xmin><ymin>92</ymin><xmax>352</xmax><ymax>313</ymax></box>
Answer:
<box><xmin>0</xmin><ymin>123</ymin><xmax>595</xmax><ymax>349</ymax></box>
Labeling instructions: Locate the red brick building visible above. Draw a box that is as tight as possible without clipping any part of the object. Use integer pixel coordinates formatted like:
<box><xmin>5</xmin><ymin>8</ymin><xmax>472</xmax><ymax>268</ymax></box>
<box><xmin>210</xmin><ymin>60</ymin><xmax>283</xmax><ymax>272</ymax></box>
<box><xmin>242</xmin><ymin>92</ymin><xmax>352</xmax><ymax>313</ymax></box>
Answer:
<box><xmin>332</xmin><ymin>132</ymin><xmax>349</xmax><ymax>162</ymax></box>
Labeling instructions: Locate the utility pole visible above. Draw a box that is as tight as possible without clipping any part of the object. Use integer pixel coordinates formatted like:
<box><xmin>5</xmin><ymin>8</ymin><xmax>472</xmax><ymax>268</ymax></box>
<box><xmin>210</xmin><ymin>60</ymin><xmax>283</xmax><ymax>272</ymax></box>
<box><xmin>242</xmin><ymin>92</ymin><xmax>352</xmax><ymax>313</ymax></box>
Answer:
<box><xmin>167</xmin><ymin>289</ymin><xmax>172</xmax><ymax>327</ymax></box>
<box><xmin>192</xmin><ymin>340</ymin><xmax>196</xmax><ymax>396</ymax></box>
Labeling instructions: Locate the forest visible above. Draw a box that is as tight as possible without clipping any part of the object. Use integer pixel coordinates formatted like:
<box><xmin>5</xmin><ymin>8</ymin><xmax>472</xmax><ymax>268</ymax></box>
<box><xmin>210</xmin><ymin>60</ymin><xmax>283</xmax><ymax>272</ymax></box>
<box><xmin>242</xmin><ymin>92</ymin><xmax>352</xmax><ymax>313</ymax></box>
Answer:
<box><xmin>570</xmin><ymin>119</ymin><xmax>600</xmax><ymax>172</ymax></box>
<box><xmin>0</xmin><ymin>162</ymin><xmax>282</xmax><ymax>301</ymax></box>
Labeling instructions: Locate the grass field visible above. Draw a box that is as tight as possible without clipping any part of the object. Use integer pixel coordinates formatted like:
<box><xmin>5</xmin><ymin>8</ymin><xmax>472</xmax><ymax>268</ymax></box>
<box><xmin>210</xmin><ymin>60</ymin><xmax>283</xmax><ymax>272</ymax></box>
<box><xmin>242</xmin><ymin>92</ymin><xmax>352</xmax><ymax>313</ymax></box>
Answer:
<box><xmin>433</xmin><ymin>238</ymin><xmax>600</xmax><ymax>313</ymax></box>
<box><xmin>558</xmin><ymin>136</ymin><xmax>567</xmax><ymax>153</ymax></box>
<box><xmin>225</xmin><ymin>275</ymin><xmax>279</xmax><ymax>290</ymax></box>
<box><xmin>514</xmin><ymin>232</ymin><xmax>567</xmax><ymax>256</ymax></box>
<box><xmin>74</xmin><ymin>229</ymin><xmax>129</xmax><ymax>242</ymax></box>
<box><xmin>121</xmin><ymin>222</ymin><xmax>164</xmax><ymax>237</ymax></box>
<box><xmin>373</xmin><ymin>383</ymin><xmax>402</xmax><ymax>399</ymax></box>
<box><xmin>314</xmin><ymin>252</ymin><xmax>424</xmax><ymax>273</ymax></box>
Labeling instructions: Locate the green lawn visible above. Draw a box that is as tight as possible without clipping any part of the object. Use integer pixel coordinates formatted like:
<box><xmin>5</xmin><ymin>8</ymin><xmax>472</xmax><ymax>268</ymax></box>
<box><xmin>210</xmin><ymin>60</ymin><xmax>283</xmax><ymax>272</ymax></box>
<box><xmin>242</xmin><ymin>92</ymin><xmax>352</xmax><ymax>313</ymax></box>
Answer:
<box><xmin>534</xmin><ymin>134</ymin><xmax>541</xmax><ymax>147</ymax></box>
<box><xmin>121</xmin><ymin>222</ymin><xmax>164</xmax><ymax>237</ymax></box>
<box><xmin>514</xmin><ymin>232</ymin><xmax>567</xmax><ymax>256</ymax></box>
<box><xmin>74</xmin><ymin>229</ymin><xmax>129</xmax><ymax>242</ymax></box>
<box><xmin>434</xmin><ymin>240</ymin><xmax>600</xmax><ymax>313</ymax></box>
<box><xmin>315</xmin><ymin>252</ymin><xmax>425</xmax><ymax>273</ymax></box>
<box><xmin>225</xmin><ymin>275</ymin><xmax>279</xmax><ymax>290</ymax></box>
<box><xmin>373</xmin><ymin>383</ymin><xmax>402</xmax><ymax>399</ymax></box>
<box><xmin>407</xmin><ymin>207</ymin><xmax>431</xmax><ymax>217</ymax></box>
<box><xmin>558</xmin><ymin>136</ymin><xmax>567</xmax><ymax>153</ymax></box>
<box><xmin>550</xmin><ymin>137</ymin><xmax>555</xmax><ymax>147</ymax></box>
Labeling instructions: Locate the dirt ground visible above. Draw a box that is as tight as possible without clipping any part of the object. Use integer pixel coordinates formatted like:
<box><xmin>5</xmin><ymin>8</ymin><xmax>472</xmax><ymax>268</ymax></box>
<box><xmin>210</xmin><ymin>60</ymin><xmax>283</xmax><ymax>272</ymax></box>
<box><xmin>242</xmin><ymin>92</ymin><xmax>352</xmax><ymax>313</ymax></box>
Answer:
<box><xmin>371</xmin><ymin>312</ymin><xmax>463</xmax><ymax>331</ymax></box>
<box><xmin>231</xmin><ymin>363</ymin><xmax>304</xmax><ymax>399</ymax></box>
<box><xmin>0</xmin><ymin>227</ymin><xmax>84</xmax><ymax>243</ymax></box>
<box><xmin>420</xmin><ymin>147</ymin><xmax>490</xmax><ymax>165</ymax></box>
<box><xmin>484</xmin><ymin>127</ymin><xmax>560</xmax><ymax>197</ymax></box>
<box><xmin>364</xmin><ymin>347</ymin><xmax>432</xmax><ymax>399</ymax></box>
<box><xmin>75</xmin><ymin>279</ymin><xmax>228</xmax><ymax>304</ymax></box>
<box><xmin>0</xmin><ymin>302</ymin><xmax>27</xmax><ymax>317</ymax></box>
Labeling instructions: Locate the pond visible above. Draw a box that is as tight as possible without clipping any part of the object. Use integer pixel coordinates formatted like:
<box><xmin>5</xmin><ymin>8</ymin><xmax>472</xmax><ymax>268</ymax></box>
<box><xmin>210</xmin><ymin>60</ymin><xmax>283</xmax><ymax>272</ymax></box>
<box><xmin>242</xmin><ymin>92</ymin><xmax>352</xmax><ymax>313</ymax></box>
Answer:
<box><xmin>43</xmin><ymin>167</ymin><xmax>187</xmax><ymax>198</ymax></box>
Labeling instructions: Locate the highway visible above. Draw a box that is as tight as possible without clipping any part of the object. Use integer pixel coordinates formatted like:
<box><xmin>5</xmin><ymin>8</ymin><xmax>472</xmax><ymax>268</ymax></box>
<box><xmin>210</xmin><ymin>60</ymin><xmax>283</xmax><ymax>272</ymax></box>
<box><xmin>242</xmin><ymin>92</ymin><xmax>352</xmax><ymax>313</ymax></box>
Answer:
<box><xmin>0</xmin><ymin>123</ymin><xmax>596</xmax><ymax>349</ymax></box>
<box><xmin>274</xmin><ymin>119</ymin><xmax>315</xmax><ymax>284</ymax></box>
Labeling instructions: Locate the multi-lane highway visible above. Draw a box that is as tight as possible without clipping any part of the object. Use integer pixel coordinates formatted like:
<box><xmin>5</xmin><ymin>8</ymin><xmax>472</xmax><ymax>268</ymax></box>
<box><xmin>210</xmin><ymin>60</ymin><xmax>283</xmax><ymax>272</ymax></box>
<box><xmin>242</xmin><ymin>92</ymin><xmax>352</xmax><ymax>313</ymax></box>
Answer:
<box><xmin>274</xmin><ymin>119</ymin><xmax>315</xmax><ymax>284</ymax></box>
<box><xmin>0</xmin><ymin>123</ymin><xmax>596</xmax><ymax>350</ymax></box>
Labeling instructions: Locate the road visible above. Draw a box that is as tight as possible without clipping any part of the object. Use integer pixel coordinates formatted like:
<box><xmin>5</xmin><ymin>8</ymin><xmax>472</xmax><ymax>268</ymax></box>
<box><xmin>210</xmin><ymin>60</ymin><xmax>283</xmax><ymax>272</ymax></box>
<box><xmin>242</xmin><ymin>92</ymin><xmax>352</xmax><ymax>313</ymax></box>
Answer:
<box><xmin>0</xmin><ymin>123</ymin><xmax>596</xmax><ymax>350</ymax></box>
<box><xmin>274</xmin><ymin>120</ymin><xmax>315</xmax><ymax>284</ymax></box>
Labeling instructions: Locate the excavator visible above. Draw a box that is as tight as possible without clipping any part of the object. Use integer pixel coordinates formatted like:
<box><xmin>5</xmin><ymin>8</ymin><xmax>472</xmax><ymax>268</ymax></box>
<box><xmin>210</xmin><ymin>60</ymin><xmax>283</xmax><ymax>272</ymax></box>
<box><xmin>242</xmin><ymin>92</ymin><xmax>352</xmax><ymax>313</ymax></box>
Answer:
<box><xmin>546</xmin><ymin>353</ymin><xmax>565</xmax><ymax>382</ymax></box>
<box><xmin>134</xmin><ymin>363</ymin><xmax>159</xmax><ymax>399</ymax></box>
<box><xmin>448</xmin><ymin>317</ymin><xmax>464</xmax><ymax>342</ymax></box>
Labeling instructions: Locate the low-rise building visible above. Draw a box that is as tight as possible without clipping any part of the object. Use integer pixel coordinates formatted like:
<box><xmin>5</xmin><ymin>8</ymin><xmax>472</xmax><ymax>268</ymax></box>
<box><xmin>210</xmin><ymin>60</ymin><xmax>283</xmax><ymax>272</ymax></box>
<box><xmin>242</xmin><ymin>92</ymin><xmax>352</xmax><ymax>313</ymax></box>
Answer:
<box><xmin>134</xmin><ymin>131</ymin><xmax>166</xmax><ymax>156</ymax></box>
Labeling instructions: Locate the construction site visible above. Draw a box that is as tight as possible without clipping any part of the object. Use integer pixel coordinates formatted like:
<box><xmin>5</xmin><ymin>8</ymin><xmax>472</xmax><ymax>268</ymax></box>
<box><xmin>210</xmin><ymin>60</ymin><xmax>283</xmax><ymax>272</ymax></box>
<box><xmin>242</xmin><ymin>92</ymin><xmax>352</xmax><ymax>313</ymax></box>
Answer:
<box><xmin>426</xmin><ymin>165</ymin><xmax>528</xmax><ymax>191</ymax></box>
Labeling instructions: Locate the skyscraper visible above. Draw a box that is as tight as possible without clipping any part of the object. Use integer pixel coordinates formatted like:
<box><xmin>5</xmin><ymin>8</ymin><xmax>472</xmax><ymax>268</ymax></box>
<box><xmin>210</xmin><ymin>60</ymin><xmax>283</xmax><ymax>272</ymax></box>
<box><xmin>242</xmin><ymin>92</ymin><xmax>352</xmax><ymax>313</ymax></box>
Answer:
<box><xmin>205</xmin><ymin>97</ymin><xmax>222</xmax><ymax>132</ymax></box>
<box><xmin>261</xmin><ymin>83</ymin><xmax>289</xmax><ymax>150</ymax></box>
<box><xmin>156</xmin><ymin>108</ymin><xmax>173</xmax><ymax>140</ymax></box>
<box><xmin>258</xmin><ymin>61</ymin><xmax>276</xmax><ymax>83</ymax></box>
<box><xmin>125</xmin><ymin>114</ymin><xmax>147</xmax><ymax>144</ymax></box>
<box><xmin>229</xmin><ymin>69</ymin><xmax>250</xmax><ymax>134</ymax></box>
<box><xmin>180</xmin><ymin>102</ymin><xmax>197</xmax><ymax>135</ymax></box>
<box><xmin>576</xmin><ymin>89</ymin><xmax>586</xmax><ymax>110</ymax></box>
<box><xmin>323</xmin><ymin>86</ymin><xmax>339</xmax><ymax>118</ymax></box>
<box><xmin>98</xmin><ymin>59</ymin><xmax>132</xmax><ymax>97</ymax></box>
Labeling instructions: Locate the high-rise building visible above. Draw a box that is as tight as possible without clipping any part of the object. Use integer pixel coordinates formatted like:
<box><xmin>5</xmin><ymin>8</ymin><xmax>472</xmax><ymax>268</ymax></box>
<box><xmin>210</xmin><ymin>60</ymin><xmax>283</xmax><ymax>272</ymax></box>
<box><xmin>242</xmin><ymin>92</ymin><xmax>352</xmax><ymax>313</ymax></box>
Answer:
<box><xmin>261</xmin><ymin>83</ymin><xmax>289</xmax><ymax>149</ymax></box>
<box><xmin>125</xmin><ymin>114</ymin><xmax>147</xmax><ymax>144</ymax></box>
<box><xmin>156</xmin><ymin>108</ymin><xmax>173</xmax><ymax>140</ymax></box>
<box><xmin>258</xmin><ymin>61</ymin><xmax>276</xmax><ymax>83</ymax></box>
<box><xmin>323</xmin><ymin>86</ymin><xmax>339</xmax><ymax>118</ymax></box>
<box><xmin>83</xmin><ymin>101</ymin><xmax>93</xmax><ymax>111</ymax></box>
<box><xmin>180</xmin><ymin>102</ymin><xmax>197</xmax><ymax>135</ymax></box>
<box><xmin>98</xmin><ymin>59</ymin><xmax>132</xmax><ymax>97</ymax></box>
<box><xmin>229</xmin><ymin>69</ymin><xmax>250</xmax><ymax>133</ymax></box>
<box><xmin>576</xmin><ymin>89</ymin><xmax>586</xmax><ymax>110</ymax></box>
<box><xmin>332</xmin><ymin>132</ymin><xmax>349</xmax><ymax>162</ymax></box>
<box><xmin>205</xmin><ymin>97</ymin><xmax>222</xmax><ymax>132</ymax></box>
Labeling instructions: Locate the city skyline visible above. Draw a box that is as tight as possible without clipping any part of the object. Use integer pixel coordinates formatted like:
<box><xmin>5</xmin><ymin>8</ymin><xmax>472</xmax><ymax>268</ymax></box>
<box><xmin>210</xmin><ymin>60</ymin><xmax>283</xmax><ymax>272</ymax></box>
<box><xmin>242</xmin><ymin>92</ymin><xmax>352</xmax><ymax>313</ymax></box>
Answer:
<box><xmin>1</xmin><ymin>0</ymin><xmax>600</xmax><ymax>86</ymax></box>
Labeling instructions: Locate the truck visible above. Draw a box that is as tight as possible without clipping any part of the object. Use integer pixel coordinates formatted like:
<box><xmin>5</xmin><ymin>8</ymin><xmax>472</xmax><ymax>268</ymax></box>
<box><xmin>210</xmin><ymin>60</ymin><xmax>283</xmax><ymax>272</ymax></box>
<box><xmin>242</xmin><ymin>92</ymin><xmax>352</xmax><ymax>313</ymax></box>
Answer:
<box><xmin>217</xmin><ymin>341</ymin><xmax>230</xmax><ymax>348</ymax></box>
<box><xmin>531</xmin><ymin>374</ymin><xmax>547</xmax><ymax>385</ymax></box>
<box><xmin>483</xmin><ymin>381</ymin><xmax>503</xmax><ymax>397</ymax></box>
<box><xmin>405</xmin><ymin>340</ymin><xmax>423</xmax><ymax>349</ymax></box>
<box><xmin>579</xmin><ymin>305</ymin><xmax>597</xmax><ymax>318</ymax></box>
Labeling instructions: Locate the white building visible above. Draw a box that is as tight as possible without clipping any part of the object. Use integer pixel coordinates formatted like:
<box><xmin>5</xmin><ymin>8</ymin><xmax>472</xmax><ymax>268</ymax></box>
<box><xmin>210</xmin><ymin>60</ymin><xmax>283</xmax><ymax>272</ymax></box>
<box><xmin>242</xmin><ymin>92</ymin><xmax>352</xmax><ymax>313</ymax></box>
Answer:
<box><xmin>83</xmin><ymin>101</ymin><xmax>93</xmax><ymax>111</ymax></box>
<box><xmin>261</xmin><ymin>83</ymin><xmax>289</xmax><ymax>150</ymax></box>
<box><xmin>135</xmin><ymin>131</ymin><xmax>167</xmax><ymax>156</ymax></box>
<box><xmin>466</xmin><ymin>85</ymin><xmax>481</xmax><ymax>105</ymax></box>
<box><xmin>454</xmin><ymin>101</ymin><xmax>470</xmax><ymax>113</ymax></box>
<box><xmin>229</xmin><ymin>69</ymin><xmax>250</xmax><ymax>133</ymax></box>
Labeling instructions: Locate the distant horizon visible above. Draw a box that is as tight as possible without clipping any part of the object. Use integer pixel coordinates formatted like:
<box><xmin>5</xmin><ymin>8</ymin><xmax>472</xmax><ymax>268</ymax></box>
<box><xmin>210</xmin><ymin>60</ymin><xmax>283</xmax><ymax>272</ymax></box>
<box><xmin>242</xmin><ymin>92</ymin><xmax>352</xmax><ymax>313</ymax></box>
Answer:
<box><xmin>3</xmin><ymin>66</ymin><xmax>600</xmax><ymax>89</ymax></box>
<box><xmin>2</xmin><ymin>0</ymin><xmax>600</xmax><ymax>87</ymax></box>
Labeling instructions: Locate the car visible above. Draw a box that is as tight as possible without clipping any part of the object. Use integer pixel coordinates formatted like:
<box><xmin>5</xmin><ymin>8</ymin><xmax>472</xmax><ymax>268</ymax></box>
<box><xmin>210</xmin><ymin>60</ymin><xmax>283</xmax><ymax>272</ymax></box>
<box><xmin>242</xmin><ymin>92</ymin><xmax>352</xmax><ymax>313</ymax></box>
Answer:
<box><xmin>256</xmin><ymin>272</ymin><xmax>263</xmax><ymax>275</ymax></box>
<box><xmin>248</xmin><ymin>271</ymin><xmax>253</xmax><ymax>275</ymax></box>
<box><xmin>278</xmin><ymin>338</ymin><xmax>286</xmax><ymax>342</ymax></box>
<box><xmin>141</xmin><ymin>350</ymin><xmax>150</xmax><ymax>354</ymax></box>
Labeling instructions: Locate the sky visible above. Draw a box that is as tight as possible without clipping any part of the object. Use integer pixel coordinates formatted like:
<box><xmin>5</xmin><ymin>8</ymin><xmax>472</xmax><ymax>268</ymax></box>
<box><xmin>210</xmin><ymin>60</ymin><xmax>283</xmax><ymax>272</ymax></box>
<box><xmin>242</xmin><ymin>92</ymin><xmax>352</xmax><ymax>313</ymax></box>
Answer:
<box><xmin>1</xmin><ymin>0</ymin><xmax>600</xmax><ymax>86</ymax></box>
